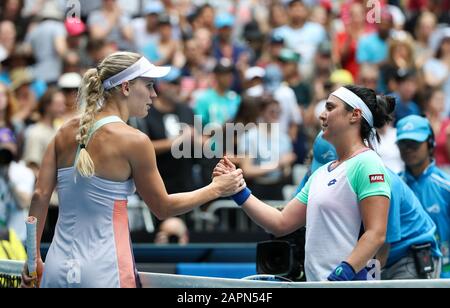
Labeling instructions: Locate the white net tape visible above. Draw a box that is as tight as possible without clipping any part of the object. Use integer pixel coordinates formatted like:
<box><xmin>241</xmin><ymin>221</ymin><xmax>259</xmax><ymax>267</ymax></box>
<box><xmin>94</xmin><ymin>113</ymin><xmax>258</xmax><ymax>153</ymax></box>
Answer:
<box><xmin>2</xmin><ymin>260</ymin><xmax>450</xmax><ymax>288</ymax></box>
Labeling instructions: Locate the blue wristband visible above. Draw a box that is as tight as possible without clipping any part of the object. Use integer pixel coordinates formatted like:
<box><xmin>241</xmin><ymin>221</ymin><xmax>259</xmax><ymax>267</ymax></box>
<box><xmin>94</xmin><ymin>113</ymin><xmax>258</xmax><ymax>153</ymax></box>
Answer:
<box><xmin>327</xmin><ymin>261</ymin><xmax>356</xmax><ymax>281</ymax></box>
<box><xmin>231</xmin><ymin>187</ymin><xmax>252</xmax><ymax>206</ymax></box>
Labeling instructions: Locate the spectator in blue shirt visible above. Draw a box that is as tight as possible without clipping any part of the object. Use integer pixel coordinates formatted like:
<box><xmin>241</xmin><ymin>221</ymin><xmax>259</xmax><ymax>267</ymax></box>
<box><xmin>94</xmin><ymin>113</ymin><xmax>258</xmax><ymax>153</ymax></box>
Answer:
<box><xmin>397</xmin><ymin>115</ymin><xmax>450</xmax><ymax>278</ymax></box>
<box><xmin>356</xmin><ymin>9</ymin><xmax>393</xmax><ymax>65</ymax></box>
<box><xmin>380</xmin><ymin>168</ymin><xmax>442</xmax><ymax>279</ymax></box>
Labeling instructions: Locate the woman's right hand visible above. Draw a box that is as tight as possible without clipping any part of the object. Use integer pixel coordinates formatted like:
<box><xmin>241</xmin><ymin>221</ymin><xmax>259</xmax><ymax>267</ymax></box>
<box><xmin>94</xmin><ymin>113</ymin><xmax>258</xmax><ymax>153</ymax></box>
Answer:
<box><xmin>211</xmin><ymin>168</ymin><xmax>246</xmax><ymax>198</ymax></box>
<box><xmin>21</xmin><ymin>257</ymin><xmax>44</xmax><ymax>288</ymax></box>
<box><xmin>212</xmin><ymin>157</ymin><xmax>237</xmax><ymax>178</ymax></box>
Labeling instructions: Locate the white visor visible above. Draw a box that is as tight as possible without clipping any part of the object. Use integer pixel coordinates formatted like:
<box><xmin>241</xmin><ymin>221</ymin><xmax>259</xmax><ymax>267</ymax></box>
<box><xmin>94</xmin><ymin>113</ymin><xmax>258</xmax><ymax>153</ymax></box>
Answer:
<box><xmin>102</xmin><ymin>57</ymin><xmax>171</xmax><ymax>90</ymax></box>
<box><xmin>331</xmin><ymin>87</ymin><xmax>374</xmax><ymax>127</ymax></box>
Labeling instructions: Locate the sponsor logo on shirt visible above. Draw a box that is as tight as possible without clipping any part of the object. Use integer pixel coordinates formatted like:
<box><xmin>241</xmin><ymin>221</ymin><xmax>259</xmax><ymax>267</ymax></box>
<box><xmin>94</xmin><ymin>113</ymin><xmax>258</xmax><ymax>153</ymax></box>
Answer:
<box><xmin>369</xmin><ymin>174</ymin><xmax>385</xmax><ymax>183</ymax></box>
<box><xmin>328</xmin><ymin>179</ymin><xmax>337</xmax><ymax>186</ymax></box>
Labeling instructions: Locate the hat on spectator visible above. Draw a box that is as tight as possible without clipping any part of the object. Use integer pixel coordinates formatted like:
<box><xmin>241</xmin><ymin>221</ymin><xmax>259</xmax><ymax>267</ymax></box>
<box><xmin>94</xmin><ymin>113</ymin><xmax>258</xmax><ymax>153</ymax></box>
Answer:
<box><xmin>213</xmin><ymin>58</ymin><xmax>234</xmax><ymax>74</ymax></box>
<box><xmin>58</xmin><ymin>73</ymin><xmax>82</xmax><ymax>90</ymax></box>
<box><xmin>330</xmin><ymin>69</ymin><xmax>354</xmax><ymax>85</ymax></box>
<box><xmin>65</xmin><ymin>17</ymin><xmax>86</xmax><ymax>37</ymax></box>
<box><xmin>243</xmin><ymin>21</ymin><xmax>264</xmax><ymax>42</ymax></box>
<box><xmin>145</xmin><ymin>1</ymin><xmax>164</xmax><ymax>15</ymax></box>
<box><xmin>38</xmin><ymin>2</ymin><xmax>63</xmax><ymax>21</ymax></box>
<box><xmin>318</xmin><ymin>40</ymin><xmax>332</xmax><ymax>56</ymax></box>
<box><xmin>269</xmin><ymin>33</ymin><xmax>284</xmax><ymax>45</ymax></box>
<box><xmin>10</xmin><ymin>68</ymin><xmax>33</xmax><ymax>92</ymax></box>
<box><xmin>215</xmin><ymin>13</ymin><xmax>235</xmax><ymax>29</ymax></box>
<box><xmin>311</xmin><ymin>131</ymin><xmax>337</xmax><ymax>173</ymax></box>
<box><xmin>158</xmin><ymin>14</ymin><xmax>172</xmax><ymax>26</ymax></box>
<box><xmin>396</xmin><ymin>115</ymin><xmax>432</xmax><ymax>143</ymax></box>
<box><xmin>244</xmin><ymin>67</ymin><xmax>266</xmax><ymax>81</ymax></box>
<box><xmin>278</xmin><ymin>48</ymin><xmax>300</xmax><ymax>63</ymax></box>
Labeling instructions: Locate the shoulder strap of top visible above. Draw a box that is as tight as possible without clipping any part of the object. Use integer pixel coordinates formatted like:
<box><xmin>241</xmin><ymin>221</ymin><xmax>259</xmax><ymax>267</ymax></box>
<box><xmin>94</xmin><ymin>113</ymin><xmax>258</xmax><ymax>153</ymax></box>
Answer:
<box><xmin>73</xmin><ymin>116</ymin><xmax>125</xmax><ymax>167</ymax></box>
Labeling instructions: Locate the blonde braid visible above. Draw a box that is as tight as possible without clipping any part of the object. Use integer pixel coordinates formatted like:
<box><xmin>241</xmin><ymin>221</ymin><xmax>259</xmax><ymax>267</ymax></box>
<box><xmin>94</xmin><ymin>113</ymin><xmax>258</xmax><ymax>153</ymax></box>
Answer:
<box><xmin>75</xmin><ymin>68</ymin><xmax>103</xmax><ymax>177</ymax></box>
<box><xmin>75</xmin><ymin>51</ymin><xmax>141</xmax><ymax>177</ymax></box>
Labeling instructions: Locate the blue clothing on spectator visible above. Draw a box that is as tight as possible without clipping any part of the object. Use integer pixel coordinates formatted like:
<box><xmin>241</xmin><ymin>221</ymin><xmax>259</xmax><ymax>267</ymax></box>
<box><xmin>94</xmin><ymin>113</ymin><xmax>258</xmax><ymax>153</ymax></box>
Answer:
<box><xmin>385</xmin><ymin>169</ymin><xmax>441</xmax><ymax>267</ymax></box>
<box><xmin>391</xmin><ymin>93</ymin><xmax>421</xmax><ymax>124</ymax></box>
<box><xmin>400</xmin><ymin>162</ymin><xmax>450</xmax><ymax>278</ymax></box>
<box><xmin>0</xmin><ymin>73</ymin><xmax>47</xmax><ymax>99</ymax></box>
<box><xmin>194</xmin><ymin>88</ymin><xmax>241</xmax><ymax>127</ymax></box>
<box><xmin>356</xmin><ymin>33</ymin><xmax>388</xmax><ymax>64</ymax></box>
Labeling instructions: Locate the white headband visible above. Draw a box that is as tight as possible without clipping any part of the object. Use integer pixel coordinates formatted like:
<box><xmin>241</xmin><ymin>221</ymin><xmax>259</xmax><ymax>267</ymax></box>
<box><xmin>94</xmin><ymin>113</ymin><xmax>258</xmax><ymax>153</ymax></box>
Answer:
<box><xmin>331</xmin><ymin>87</ymin><xmax>380</xmax><ymax>153</ymax></box>
<box><xmin>331</xmin><ymin>87</ymin><xmax>374</xmax><ymax>128</ymax></box>
<box><xmin>102</xmin><ymin>57</ymin><xmax>171</xmax><ymax>90</ymax></box>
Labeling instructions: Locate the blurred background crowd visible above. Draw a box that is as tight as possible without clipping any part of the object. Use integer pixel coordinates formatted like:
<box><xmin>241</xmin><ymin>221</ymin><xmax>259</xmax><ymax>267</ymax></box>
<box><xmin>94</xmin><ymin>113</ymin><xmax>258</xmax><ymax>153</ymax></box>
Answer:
<box><xmin>0</xmin><ymin>0</ymin><xmax>449</xmax><ymax>246</ymax></box>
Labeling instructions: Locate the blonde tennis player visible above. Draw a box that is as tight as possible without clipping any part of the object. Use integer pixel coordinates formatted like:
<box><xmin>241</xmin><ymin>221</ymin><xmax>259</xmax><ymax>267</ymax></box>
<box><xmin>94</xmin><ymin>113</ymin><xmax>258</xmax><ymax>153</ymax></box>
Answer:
<box><xmin>216</xmin><ymin>85</ymin><xmax>396</xmax><ymax>282</ymax></box>
<box><xmin>21</xmin><ymin>52</ymin><xmax>245</xmax><ymax>288</ymax></box>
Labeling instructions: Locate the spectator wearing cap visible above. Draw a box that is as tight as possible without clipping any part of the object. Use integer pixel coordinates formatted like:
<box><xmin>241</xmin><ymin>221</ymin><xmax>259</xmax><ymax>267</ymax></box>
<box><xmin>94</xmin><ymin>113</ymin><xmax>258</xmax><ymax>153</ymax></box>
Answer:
<box><xmin>131</xmin><ymin>1</ymin><xmax>163</xmax><ymax>52</ymax></box>
<box><xmin>333</xmin><ymin>2</ymin><xmax>368</xmax><ymax>80</ymax></box>
<box><xmin>136</xmin><ymin>68</ymin><xmax>197</xmax><ymax>194</ymax></box>
<box><xmin>9</xmin><ymin>68</ymin><xmax>37</xmax><ymax>127</ymax></box>
<box><xmin>243</xmin><ymin>21</ymin><xmax>266</xmax><ymax>66</ymax></box>
<box><xmin>22</xmin><ymin>87</ymin><xmax>65</xmax><ymax>177</ymax></box>
<box><xmin>280</xmin><ymin>48</ymin><xmax>312</xmax><ymax>109</ymax></box>
<box><xmin>391</xmin><ymin>69</ymin><xmax>421</xmax><ymax>124</ymax></box>
<box><xmin>212</xmin><ymin>12</ymin><xmax>250</xmax><ymax>93</ymax></box>
<box><xmin>244</xmin><ymin>66</ymin><xmax>266</xmax><ymax>97</ymax></box>
<box><xmin>23</xmin><ymin>1</ymin><xmax>67</xmax><ymax>84</ymax></box>
<box><xmin>87</xmin><ymin>0</ymin><xmax>134</xmax><ymax>51</ymax></box>
<box><xmin>258</xmin><ymin>33</ymin><xmax>285</xmax><ymax>93</ymax></box>
<box><xmin>396</xmin><ymin>115</ymin><xmax>450</xmax><ymax>278</ymax></box>
<box><xmin>272</xmin><ymin>0</ymin><xmax>327</xmax><ymax>79</ymax></box>
<box><xmin>58</xmin><ymin>72</ymin><xmax>82</xmax><ymax>122</ymax></box>
<box><xmin>194</xmin><ymin>59</ymin><xmax>241</xmax><ymax>128</ymax></box>
<box><xmin>273</xmin><ymin>49</ymin><xmax>303</xmax><ymax>143</ymax></box>
<box><xmin>64</xmin><ymin>17</ymin><xmax>90</xmax><ymax>69</ymax></box>
<box><xmin>356</xmin><ymin>8</ymin><xmax>393</xmax><ymax>66</ymax></box>
<box><xmin>279</xmin><ymin>47</ymin><xmax>312</xmax><ymax>163</ymax></box>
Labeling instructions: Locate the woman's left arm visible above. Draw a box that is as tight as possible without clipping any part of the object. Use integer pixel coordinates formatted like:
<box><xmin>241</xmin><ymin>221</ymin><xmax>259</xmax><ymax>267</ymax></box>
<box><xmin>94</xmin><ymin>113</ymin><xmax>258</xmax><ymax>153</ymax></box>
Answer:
<box><xmin>346</xmin><ymin>196</ymin><xmax>389</xmax><ymax>272</ymax></box>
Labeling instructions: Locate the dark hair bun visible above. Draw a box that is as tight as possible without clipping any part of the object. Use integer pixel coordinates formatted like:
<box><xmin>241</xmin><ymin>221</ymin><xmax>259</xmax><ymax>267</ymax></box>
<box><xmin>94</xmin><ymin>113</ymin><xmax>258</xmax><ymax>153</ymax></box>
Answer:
<box><xmin>373</xmin><ymin>95</ymin><xmax>396</xmax><ymax>128</ymax></box>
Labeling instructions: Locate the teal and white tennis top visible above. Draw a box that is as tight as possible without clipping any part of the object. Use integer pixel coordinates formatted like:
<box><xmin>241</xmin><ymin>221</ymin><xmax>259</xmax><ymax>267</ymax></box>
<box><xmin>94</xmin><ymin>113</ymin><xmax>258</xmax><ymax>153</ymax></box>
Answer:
<box><xmin>296</xmin><ymin>149</ymin><xmax>391</xmax><ymax>281</ymax></box>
